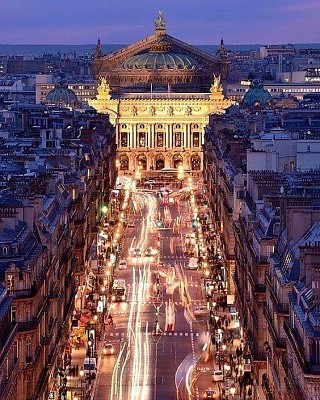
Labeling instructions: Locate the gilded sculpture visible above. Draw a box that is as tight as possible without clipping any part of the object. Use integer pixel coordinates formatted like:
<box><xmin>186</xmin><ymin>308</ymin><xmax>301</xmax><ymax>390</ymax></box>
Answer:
<box><xmin>97</xmin><ymin>76</ymin><xmax>111</xmax><ymax>99</ymax></box>
<box><xmin>210</xmin><ymin>74</ymin><xmax>223</xmax><ymax>93</ymax></box>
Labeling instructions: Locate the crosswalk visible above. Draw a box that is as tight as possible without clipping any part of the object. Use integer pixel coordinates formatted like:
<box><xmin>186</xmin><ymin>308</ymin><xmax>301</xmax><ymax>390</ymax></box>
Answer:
<box><xmin>106</xmin><ymin>331</ymin><xmax>200</xmax><ymax>338</ymax></box>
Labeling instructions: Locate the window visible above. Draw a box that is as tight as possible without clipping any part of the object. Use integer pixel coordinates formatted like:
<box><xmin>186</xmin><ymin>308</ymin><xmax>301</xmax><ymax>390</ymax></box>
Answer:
<box><xmin>13</xmin><ymin>340</ymin><xmax>18</xmax><ymax>361</ymax></box>
<box><xmin>120</xmin><ymin>132</ymin><xmax>128</xmax><ymax>147</ymax></box>
<box><xmin>156</xmin><ymin>132</ymin><xmax>164</xmax><ymax>147</ymax></box>
<box><xmin>3</xmin><ymin>246</ymin><xmax>8</xmax><ymax>255</ymax></box>
<box><xmin>193</xmin><ymin>133</ymin><xmax>199</xmax><ymax>147</ymax></box>
<box><xmin>11</xmin><ymin>306</ymin><xmax>16</xmax><ymax>323</ymax></box>
<box><xmin>138</xmin><ymin>132</ymin><xmax>146</xmax><ymax>147</ymax></box>
<box><xmin>175</xmin><ymin>132</ymin><xmax>182</xmax><ymax>147</ymax></box>
<box><xmin>307</xmin><ymin>146</ymin><xmax>311</xmax><ymax>152</ymax></box>
<box><xmin>289</xmin><ymin>161</ymin><xmax>295</xmax><ymax>172</ymax></box>
<box><xmin>7</xmin><ymin>274</ymin><xmax>14</xmax><ymax>291</ymax></box>
<box><xmin>26</xmin><ymin>373</ymin><xmax>31</xmax><ymax>398</ymax></box>
<box><xmin>26</xmin><ymin>337</ymin><xmax>31</xmax><ymax>360</ymax></box>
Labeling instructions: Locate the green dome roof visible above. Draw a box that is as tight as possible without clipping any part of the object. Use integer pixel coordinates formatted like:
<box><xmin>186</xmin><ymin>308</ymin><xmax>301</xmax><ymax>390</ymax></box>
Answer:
<box><xmin>242</xmin><ymin>81</ymin><xmax>272</xmax><ymax>108</ymax></box>
<box><xmin>121</xmin><ymin>51</ymin><xmax>201</xmax><ymax>70</ymax></box>
<box><xmin>47</xmin><ymin>83</ymin><xmax>78</xmax><ymax>106</ymax></box>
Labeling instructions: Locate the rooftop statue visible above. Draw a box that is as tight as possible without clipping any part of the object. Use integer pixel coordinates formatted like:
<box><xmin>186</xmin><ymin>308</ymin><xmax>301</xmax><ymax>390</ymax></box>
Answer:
<box><xmin>155</xmin><ymin>11</ymin><xmax>166</xmax><ymax>30</ymax></box>
<box><xmin>210</xmin><ymin>74</ymin><xmax>223</xmax><ymax>93</ymax></box>
<box><xmin>97</xmin><ymin>76</ymin><xmax>111</xmax><ymax>99</ymax></box>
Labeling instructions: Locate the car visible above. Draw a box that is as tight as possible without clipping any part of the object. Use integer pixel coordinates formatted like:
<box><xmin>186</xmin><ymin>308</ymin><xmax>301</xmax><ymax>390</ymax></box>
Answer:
<box><xmin>118</xmin><ymin>259</ymin><xmax>127</xmax><ymax>269</ymax></box>
<box><xmin>194</xmin><ymin>305</ymin><xmax>209</xmax><ymax>317</ymax></box>
<box><xmin>145</xmin><ymin>247</ymin><xmax>157</xmax><ymax>257</ymax></box>
<box><xmin>83</xmin><ymin>357</ymin><xmax>97</xmax><ymax>378</ymax></box>
<box><xmin>188</xmin><ymin>257</ymin><xmax>198</xmax><ymax>269</ymax></box>
<box><xmin>133</xmin><ymin>248</ymin><xmax>142</xmax><ymax>257</ymax></box>
<box><xmin>204</xmin><ymin>389</ymin><xmax>216</xmax><ymax>399</ymax></box>
<box><xmin>103</xmin><ymin>342</ymin><xmax>115</xmax><ymax>355</ymax></box>
<box><xmin>212</xmin><ymin>369</ymin><xmax>224</xmax><ymax>382</ymax></box>
<box><xmin>145</xmin><ymin>180</ymin><xmax>156</xmax><ymax>185</ymax></box>
<box><xmin>128</xmin><ymin>221</ymin><xmax>135</xmax><ymax>228</ymax></box>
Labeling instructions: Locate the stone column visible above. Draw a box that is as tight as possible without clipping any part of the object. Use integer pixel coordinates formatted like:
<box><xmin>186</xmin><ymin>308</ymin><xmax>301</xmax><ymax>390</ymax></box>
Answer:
<box><xmin>148</xmin><ymin>124</ymin><xmax>151</xmax><ymax>149</ymax></box>
<box><xmin>165</xmin><ymin>124</ymin><xmax>172</xmax><ymax>149</ymax></box>
<box><xmin>132</xmin><ymin>123</ymin><xmax>137</xmax><ymax>148</ymax></box>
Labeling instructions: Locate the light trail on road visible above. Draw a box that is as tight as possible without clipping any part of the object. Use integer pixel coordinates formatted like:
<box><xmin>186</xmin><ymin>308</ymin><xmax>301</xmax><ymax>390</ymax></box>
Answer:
<box><xmin>111</xmin><ymin>190</ymin><xmax>156</xmax><ymax>400</ymax></box>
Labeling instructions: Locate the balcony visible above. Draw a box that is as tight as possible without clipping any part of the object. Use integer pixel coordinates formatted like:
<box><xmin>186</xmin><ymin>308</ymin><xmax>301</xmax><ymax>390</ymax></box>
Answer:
<box><xmin>262</xmin><ymin>374</ymin><xmax>275</xmax><ymax>400</ymax></box>
<box><xmin>282</xmin><ymin>354</ymin><xmax>305</xmax><ymax>399</ymax></box>
<box><xmin>263</xmin><ymin>304</ymin><xmax>286</xmax><ymax>350</ymax></box>
<box><xmin>265</xmin><ymin>273</ymin><xmax>289</xmax><ymax>315</ymax></box>
<box><xmin>19</xmin><ymin>298</ymin><xmax>48</xmax><ymax>333</ymax></box>
<box><xmin>74</xmin><ymin>218</ymin><xmax>85</xmax><ymax>226</ymax></box>
<box><xmin>284</xmin><ymin>320</ymin><xmax>309</xmax><ymax>372</ymax></box>
<box><xmin>0</xmin><ymin>323</ymin><xmax>18</xmax><ymax>367</ymax></box>
<box><xmin>0</xmin><ymin>357</ymin><xmax>19</xmax><ymax>399</ymax></box>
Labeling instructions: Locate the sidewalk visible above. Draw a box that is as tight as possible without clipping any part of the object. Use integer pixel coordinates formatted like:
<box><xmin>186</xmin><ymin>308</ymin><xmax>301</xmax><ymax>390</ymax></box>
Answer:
<box><xmin>66</xmin><ymin>346</ymin><xmax>88</xmax><ymax>400</ymax></box>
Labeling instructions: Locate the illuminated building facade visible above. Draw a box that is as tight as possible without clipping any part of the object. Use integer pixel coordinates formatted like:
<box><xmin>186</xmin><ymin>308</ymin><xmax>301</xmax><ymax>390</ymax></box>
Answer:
<box><xmin>89</xmin><ymin>12</ymin><xmax>233</xmax><ymax>175</ymax></box>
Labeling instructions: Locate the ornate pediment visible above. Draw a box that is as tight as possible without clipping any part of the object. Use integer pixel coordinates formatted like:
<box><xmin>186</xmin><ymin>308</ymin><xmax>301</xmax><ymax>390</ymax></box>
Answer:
<box><xmin>100</xmin><ymin>33</ymin><xmax>220</xmax><ymax>70</ymax></box>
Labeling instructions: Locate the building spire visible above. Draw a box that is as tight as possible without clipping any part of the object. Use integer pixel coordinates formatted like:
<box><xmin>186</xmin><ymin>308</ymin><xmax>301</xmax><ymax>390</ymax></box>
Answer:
<box><xmin>94</xmin><ymin>37</ymin><xmax>102</xmax><ymax>58</ymax></box>
<box><xmin>218</xmin><ymin>37</ymin><xmax>228</xmax><ymax>59</ymax></box>
<box><xmin>154</xmin><ymin>11</ymin><xmax>166</xmax><ymax>35</ymax></box>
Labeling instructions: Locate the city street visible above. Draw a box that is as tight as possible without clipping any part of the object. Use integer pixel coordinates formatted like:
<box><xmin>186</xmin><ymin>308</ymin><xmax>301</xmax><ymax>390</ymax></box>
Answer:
<box><xmin>93</xmin><ymin>179</ymin><xmax>217</xmax><ymax>400</ymax></box>
<box><xmin>87</xmin><ymin>176</ymin><xmax>247</xmax><ymax>400</ymax></box>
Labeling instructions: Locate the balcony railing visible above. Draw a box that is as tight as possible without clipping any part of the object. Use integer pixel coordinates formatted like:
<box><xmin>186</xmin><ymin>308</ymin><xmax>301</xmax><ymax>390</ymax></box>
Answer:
<box><xmin>263</xmin><ymin>304</ymin><xmax>286</xmax><ymax>349</ymax></box>
<box><xmin>283</xmin><ymin>320</ymin><xmax>309</xmax><ymax>372</ymax></box>
<box><xmin>262</xmin><ymin>374</ymin><xmax>275</xmax><ymax>400</ymax></box>
<box><xmin>282</xmin><ymin>354</ymin><xmax>305</xmax><ymax>399</ymax></box>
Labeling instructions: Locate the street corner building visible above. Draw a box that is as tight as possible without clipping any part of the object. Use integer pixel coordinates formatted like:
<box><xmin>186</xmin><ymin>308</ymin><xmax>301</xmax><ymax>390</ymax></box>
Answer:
<box><xmin>89</xmin><ymin>11</ymin><xmax>234</xmax><ymax>177</ymax></box>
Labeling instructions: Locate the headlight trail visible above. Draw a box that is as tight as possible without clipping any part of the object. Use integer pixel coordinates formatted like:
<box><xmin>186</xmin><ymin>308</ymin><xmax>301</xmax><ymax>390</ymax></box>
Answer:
<box><xmin>111</xmin><ymin>190</ymin><xmax>155</xmax><ymax>400</ymax></box>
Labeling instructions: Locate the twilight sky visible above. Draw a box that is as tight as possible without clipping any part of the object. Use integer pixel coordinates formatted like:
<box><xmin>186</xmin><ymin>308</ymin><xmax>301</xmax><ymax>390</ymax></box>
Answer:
<box><xmin>0</xmin><ymin>0</ymin><xmax>319</xmax><ymax>45</ymax></box>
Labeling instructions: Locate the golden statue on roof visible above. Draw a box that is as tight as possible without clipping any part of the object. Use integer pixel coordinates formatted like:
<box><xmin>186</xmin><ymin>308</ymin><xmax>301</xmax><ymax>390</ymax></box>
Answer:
<box><xmin>97</xmin><ymin>76</ymin><xmax>112</xmax><ymax>99</ymax></box>
<box><xmin>210</xmin><ymin>74</ymin><xmax>223</xmax><ymax>93</ymax></box>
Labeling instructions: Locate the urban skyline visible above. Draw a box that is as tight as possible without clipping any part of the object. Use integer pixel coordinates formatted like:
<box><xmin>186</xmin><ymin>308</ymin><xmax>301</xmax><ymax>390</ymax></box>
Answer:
<box><xmin>1</xmin><ymin>7</ymin><xmax>320</xmax><ymax>400</ymax></box>
<box><xmin>1</xmin><ymin>0</ymin><xmax>320</xmax><ymax>45</ymax></box>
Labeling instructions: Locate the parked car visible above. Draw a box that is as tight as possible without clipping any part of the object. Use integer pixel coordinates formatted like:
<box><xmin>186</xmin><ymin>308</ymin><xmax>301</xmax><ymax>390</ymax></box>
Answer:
<box><xmin>212</xmin><ymin>369</ymin><xmax>223</xmax><ymax>382</ymax></box>
<box><xmin>128</xmin><ymin>221</ymin><xmax>135</xmax><ymax>228</ymax></box>
<box><xmin>118</xmin><ymin>259</ymin><xmax>127</xmax><ymax>269</ymax></box>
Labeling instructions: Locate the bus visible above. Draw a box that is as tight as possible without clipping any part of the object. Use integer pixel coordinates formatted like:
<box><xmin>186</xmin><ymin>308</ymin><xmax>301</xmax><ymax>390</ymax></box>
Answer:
<box><xmin>111</xmin><ymin>279</ymin><xmax>126</xmax><ymax>302</ymax></box>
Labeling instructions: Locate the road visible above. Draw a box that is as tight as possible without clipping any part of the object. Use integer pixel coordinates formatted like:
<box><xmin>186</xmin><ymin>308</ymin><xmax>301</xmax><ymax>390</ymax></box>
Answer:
<box><xmin>94</xmin><ymin>184</ymin><xmax>212</xmax><ymax>400</ymax></box>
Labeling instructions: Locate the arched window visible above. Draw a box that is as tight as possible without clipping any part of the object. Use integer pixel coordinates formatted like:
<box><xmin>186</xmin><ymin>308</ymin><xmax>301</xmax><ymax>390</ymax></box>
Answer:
<box><xmin>138</xmin><ymin>156</ymin><xmax>147</xmax><ymax>170</ymax></box>
<box><xmin>120</xmin><ymin>155</ymin><xmax>129</xmax><ymax>170</ymax></box>
<box><xmin>155</xmin><ymin>155</ymin><xmax>165</xmax><ymax>170</ymax></box>
<box><xmin>3</xmin><ymin>246</ymin><xmax>8</xmax><ymax>255</ymax></box>
<box><xmin>191</xmin><ymin>155</ymin><xmax>201</xmax><ymax>170</ymax></box>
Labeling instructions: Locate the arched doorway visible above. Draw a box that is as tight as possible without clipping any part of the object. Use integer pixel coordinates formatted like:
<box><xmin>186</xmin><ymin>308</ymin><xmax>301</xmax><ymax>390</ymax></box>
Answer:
<box><xmin>138</xmin><ymin>155</ymin><xmax>147</xmax><ymax>170</ymax></box>
<box><xmin>191</xmin><ymin>155</ymin><xmax>201</xmax><ymax>170</ymax></box>
<box><xmin>120</xmin><ymin>155</ymin><xmax>129</xmax><ymax>170</ymax></box>
<box><xmin>173</xmin><ymin>154</ymin><xmax>183</xmax><ymax>169</ymax></box>
<box><xmin>155</xmin><ymin>155</ymin><xmax>165</xmax><ymax>170</ymax></box>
